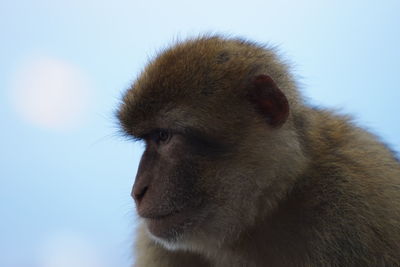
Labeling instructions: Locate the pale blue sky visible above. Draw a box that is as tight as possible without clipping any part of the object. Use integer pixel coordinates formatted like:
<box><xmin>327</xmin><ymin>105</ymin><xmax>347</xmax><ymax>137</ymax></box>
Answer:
<box><xmin>0</xmin><ymin>0</ymin><xmax>399</xmax><ymax>266</ymax></box>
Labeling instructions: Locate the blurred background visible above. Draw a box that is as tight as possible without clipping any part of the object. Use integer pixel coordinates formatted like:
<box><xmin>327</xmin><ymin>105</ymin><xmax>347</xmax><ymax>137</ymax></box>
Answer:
<box><xmin>0</xmin><ymin>0</ymin><xmax>399</xmax><ymax>266</ymax></box>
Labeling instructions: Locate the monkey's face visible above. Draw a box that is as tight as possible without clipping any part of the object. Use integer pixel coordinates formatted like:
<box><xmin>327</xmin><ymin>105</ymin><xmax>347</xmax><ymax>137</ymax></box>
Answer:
<box><xmin>131</xmin><ymin>127</ymin><xmax>225</xmax><ymax>242</ymax></box>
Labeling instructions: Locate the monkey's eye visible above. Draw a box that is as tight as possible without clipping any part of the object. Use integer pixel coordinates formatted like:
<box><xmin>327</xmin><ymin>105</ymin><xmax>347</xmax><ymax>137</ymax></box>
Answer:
<box><xmin>156</xmin><ymin>129</ymin><xmax>171</xmax><ymax>144</ymax></box>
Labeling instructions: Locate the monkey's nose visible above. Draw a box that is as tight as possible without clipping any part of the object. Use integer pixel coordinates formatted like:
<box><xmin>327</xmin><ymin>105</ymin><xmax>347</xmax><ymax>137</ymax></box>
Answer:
<box><xmin>132</xmin><ymin>185</ymin><xmax>148</xmax><ymax>203</ymax></box>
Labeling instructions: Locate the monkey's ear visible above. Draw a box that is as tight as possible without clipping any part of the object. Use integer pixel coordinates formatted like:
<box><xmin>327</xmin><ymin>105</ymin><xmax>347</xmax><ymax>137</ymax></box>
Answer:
<box><xmin>247</xmin><ymin>75</ymin><xmax>289</xmax><ymax>127</ymax></box>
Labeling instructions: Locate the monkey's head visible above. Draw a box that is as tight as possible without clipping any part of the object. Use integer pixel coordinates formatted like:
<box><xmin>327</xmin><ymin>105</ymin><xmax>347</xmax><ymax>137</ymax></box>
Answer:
<box><xmin>118</xmin><ymin>36</ymin><xmax>306</xmax><ymax>251</ymax></box>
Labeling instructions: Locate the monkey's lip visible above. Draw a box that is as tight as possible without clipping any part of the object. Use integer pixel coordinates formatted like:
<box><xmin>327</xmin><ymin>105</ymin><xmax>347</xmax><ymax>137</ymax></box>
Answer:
<box><xmin>138</xmin><ymin>200</ymin><xmax>203</xmax><ymax>220</ymax></box>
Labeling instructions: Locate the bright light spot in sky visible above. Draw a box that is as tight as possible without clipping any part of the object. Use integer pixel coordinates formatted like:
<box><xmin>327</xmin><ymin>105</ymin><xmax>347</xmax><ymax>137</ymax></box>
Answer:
<box><xmin>10</xmin><ymin>57</ymin><xmax>91</xmax><ymax>131</ymax></box>
<box><xmin>37</xmin><ymin>231</ymin><xmax>106</xmax><ymax>267</ymax></box>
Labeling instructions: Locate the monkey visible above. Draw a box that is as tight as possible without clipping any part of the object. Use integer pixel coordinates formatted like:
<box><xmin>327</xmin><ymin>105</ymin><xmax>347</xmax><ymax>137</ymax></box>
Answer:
<box><xmin>117</xmin><ymin>35</ymin><xmax>400</xmax><ymax>267</ymax></box>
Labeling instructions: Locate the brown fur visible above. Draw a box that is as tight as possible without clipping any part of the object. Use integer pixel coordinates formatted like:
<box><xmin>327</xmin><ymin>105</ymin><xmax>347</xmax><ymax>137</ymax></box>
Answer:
<box><xmin>118</xmin><ymin>35</ymin><xmax>400</xmax><ymax>267</ymax></box>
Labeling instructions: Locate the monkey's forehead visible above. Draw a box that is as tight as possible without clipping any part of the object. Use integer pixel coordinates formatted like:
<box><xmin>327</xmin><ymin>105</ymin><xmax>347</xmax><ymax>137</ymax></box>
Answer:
<box><xmin>117</xmin><ymin>85</ymin><xmax>249</xmax><ymax>140</ymax></box>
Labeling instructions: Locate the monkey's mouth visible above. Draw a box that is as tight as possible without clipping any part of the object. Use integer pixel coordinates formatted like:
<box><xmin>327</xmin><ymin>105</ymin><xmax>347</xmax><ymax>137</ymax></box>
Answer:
<box><xmin>138</xmin><ymin>198</ymin><xmax>204</xmax><ymax>221</ymax></box>
<box><xmin>144</xmin><ymin>209</ymin><xmax>190</xmax><ymax>239</ymax></box>
<box><xmin>141</xmin><ymin>203</ymin><xmax>205</xmax><ymax>240</ymax></box>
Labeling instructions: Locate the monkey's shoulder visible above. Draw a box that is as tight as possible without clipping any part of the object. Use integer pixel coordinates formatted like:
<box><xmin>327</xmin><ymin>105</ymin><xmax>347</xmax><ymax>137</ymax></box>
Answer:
<box><xmin>302</xmin><ymin>108</ymin><xmax>399</xmax><ymax>170</ymax></box>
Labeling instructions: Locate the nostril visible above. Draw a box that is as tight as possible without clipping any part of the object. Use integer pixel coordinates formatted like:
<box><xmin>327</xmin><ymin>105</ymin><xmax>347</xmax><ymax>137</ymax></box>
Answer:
<box><xmin>133</xmin><ymin>186</ymin><xmax>148</xmax><ymax>203</ymax></box>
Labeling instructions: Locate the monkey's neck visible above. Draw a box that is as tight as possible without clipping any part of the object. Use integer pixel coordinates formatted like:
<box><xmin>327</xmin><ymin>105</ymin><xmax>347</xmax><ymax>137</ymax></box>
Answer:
<box><xmin>209</xmin><ymin>171</ymin><xmax>326</xmax><ymax>266</ymax></box>
<box><xmin>209</xmin><ymin>110</ymin><xmax>333</xmax><ymax>266</ymax></box>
